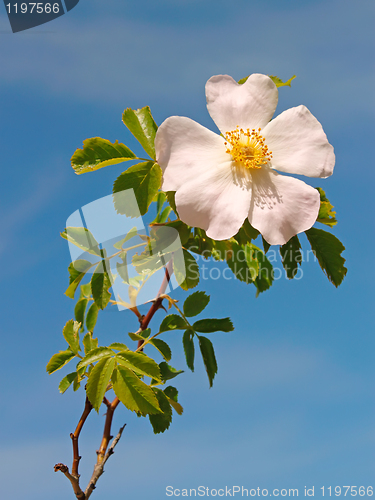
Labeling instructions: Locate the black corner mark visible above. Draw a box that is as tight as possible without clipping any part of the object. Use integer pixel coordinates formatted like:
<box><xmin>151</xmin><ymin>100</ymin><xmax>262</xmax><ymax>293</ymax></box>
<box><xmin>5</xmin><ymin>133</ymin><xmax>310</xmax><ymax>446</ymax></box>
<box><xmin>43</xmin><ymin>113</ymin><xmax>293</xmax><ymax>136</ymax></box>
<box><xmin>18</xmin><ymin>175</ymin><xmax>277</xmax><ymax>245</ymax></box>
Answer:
<box><xmin>3</xmin><ymin>0</ymin><xmax>80</xmax><ymax>33</ymax></box>
<box><xmin>64</xmin><ymin>0</ymin><xmax>79</xmax><ymax>12</ymax></box>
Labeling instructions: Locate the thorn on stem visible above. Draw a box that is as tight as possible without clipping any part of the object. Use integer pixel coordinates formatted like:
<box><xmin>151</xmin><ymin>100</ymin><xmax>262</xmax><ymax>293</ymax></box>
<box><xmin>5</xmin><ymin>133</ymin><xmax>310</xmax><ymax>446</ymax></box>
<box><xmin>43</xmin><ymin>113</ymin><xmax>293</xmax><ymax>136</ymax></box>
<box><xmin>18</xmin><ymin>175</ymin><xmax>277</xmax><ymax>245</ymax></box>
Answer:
<box><xmin>138</xmin><ymin>314</ymin><xmax>145</xmax><ymax>325</ymax></box>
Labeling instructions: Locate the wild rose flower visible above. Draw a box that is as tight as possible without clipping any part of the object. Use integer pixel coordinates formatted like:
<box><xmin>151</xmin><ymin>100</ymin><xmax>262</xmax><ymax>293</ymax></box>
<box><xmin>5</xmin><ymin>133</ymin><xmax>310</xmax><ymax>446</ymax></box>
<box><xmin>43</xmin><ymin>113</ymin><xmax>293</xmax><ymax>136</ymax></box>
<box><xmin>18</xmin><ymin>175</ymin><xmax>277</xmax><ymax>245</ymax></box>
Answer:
<box><xmin>155</xmin><ymin>74</ymin><xmax>335</xmax><ymax>245</ymax></box>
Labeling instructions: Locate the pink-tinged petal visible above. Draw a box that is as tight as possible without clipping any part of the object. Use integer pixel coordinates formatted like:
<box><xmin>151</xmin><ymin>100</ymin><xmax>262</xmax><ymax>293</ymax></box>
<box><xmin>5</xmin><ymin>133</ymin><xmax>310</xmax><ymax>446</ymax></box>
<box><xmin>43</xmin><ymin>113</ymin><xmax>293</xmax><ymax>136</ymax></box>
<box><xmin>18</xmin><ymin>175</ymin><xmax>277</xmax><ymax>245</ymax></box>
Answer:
<box><xmin>248</xmin><ymin>168</ymin><xmax>320</xmax><ymax>245</ymax></box>
<box><xmin>206</xmin><ymin>74</ymin><xmax>278</xmax><ymax>135</ymax></box>
<box><xmin>175</xmin><ymin>164</ymin><xmax>252</xmax><ymax>241</ymax></box>
<box><xmin>263</xmin><ymin>105</ymin><xmax>335</xmax><ymax>178</ymax></box>
<box><xmin>155</xmin><ymin>116</ymin><xmax>227</xmax><ymax>192</ymax></box>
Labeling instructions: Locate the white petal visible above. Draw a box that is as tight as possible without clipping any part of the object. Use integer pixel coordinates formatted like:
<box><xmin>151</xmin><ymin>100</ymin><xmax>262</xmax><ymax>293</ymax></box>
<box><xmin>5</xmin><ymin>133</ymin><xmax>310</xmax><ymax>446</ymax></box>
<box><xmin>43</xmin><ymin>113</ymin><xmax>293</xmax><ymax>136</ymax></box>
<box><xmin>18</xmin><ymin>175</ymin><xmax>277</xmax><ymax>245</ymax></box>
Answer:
<box><xmin>155</xmin><ymin>116</ymin><xmax>227</xmax><ymax>192</ymax></box>
<box><xmin>205</xmin><ymin>74</ymin><xmax>278</xmax><ymax>135</ymax></box>
<box><xmin>248</xmin><ymin>167</ymin><xmax>320</xmax><ymax>245</ymax></box>
<box><xmin>263</xmin><ymin>105</ymin><xmax>335</xmax><ymax>178</ymax></box>
<box><xmin>175</xmin><ymin>163</ymin><xmax>252</xmax><ymax>241</ymax></box>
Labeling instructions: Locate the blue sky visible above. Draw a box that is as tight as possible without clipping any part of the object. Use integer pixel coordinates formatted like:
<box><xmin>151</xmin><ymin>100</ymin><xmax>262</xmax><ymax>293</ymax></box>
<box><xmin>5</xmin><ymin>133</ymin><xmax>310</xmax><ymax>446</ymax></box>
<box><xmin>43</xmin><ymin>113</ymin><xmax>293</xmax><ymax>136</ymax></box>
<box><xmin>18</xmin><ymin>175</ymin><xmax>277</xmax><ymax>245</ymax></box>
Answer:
<box><xmin>0</xmin><ymin>0</ymin><xmax>374</xmax><ymax>498</ymax></box>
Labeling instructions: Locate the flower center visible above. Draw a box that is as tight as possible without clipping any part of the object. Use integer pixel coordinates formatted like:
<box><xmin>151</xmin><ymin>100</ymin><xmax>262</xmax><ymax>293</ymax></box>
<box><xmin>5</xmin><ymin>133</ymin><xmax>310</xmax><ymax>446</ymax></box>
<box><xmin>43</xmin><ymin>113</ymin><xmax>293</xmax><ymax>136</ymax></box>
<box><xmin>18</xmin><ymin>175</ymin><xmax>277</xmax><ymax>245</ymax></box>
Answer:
<box><xmin>224</xmin><ymin>127</ymin><xmax>272</xmax><ymax>169</ymax></box>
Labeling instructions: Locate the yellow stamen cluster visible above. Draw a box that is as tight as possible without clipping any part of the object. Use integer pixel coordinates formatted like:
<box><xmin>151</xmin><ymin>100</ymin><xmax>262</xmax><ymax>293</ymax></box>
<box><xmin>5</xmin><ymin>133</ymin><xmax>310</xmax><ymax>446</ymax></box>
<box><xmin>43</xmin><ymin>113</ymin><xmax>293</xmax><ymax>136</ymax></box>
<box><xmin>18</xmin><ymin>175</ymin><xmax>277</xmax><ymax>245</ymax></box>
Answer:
<box><xmin>224</xmin><ymin>127</ymin><xmax>272</xmax><ymax>169</ymax></box>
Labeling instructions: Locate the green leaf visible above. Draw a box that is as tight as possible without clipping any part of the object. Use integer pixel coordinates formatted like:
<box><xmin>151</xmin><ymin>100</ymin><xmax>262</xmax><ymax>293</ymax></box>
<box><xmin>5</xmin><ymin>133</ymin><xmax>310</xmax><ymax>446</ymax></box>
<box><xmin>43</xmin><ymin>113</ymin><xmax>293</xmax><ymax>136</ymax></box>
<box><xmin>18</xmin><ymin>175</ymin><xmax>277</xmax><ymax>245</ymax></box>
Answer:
<box><xmin>182</xmin><ymin>329</ymin><xmax>195</xmax><ymax>372</ymax></box>
<box><xmin>157</xmin><ymin>206</ymin><xmax>172</xmax><ymax>223</ymax></box>
<box><xmin>163</xmin><ymin>385</ymin><xmax>178</xmax><ymax>402</ymax></box>
<box><xmin>122</xmin><ymin>106</ymin><xmax>158</xmax><ymax>160</ymax></box>
<box><xmin>128</xmin><ymin>331</ymin><xmax>145</xmax><ymax>341</ymax></box>
<box><xmin>226</xmin><ymin>241</ymin><xmax>257</xmax><ymax>284</ymax></box>
<box><xmin>238</xmin><ymin>75</ymin><xmax>250</xmax><ymax>85</ymax></box>
<box><xmin>58</xmin><ymin>372</ymin><xmax>77</xmax><ymax>394</ymax></box>
<box><xmin>113</xmin><ymin>161</ymin><xmax>162</xmax><ymax>216</ymax></box>
<box><xmin>211</xmin><ymin>239</ymin><xmax>231</xmax><ymax>261</ymax></box>
<box><xmin>113</xmin><ymin>227</ymin><xmax>138</xmax><ymax>249</ymax></box>
<box><xmin>243</xmin><ymin>219</ymin><xmax>260</xmax><ymax>240</ymax></box>
<box><xmin>159</xmin><ymin>314</ymin><xmax>187</xmax><ymax>333</ymax></box>
<box><xmin>252</xmin><ymin>244</ymin><xmax>274</xmax><ymax>294</ymax></box>
<box><xmin>305</xmin><ymin>228</ymin><xmax>347</xmax><ymax>287</ymax></box>
<box><xmin>116</xmin><ymin>253</ymin><xmax>129</xmax><ymax>283</ymax></box>
<box><xmin>61</xmin><ymin>227</ymin><xmax>101</xmax><ymax>256</ymax></box>
<box><xmin>79</xmin><ymin>283</ymin><xmax>92</xmax><ymax>299</ymax></box>
<box><xmin>86</xmin><ymin>357</ymin><xmax>116</xmax><ymax>412</ymax></box>
<box><xmin>65</xmin><ymin>259</ymin><xmax>92</xmax><ymax>299</ymax></box>
<box><xmin>316</xmin><ymin>187</ymin><xmax>337</xmax><ymax>227</ymax></box>
<box><xmin>183</xmin><ymin>291</ymin><xmax>210</xmax><ymax>317</ymax></box>
<box><xmin>65</xmin><ymin>264</ymin><xmax>92</xmax><ymax>300</ymax></box>
<box><xmin>68</xmin><ymin>259</ymin><xmax>92</xmax><ymax>284</ymax></box>
<box><xmin>46</xmin><ymin>350</ymin><xmax>76</xmax><ymax>374</ymax></box>
<box><xmin>149</xmin><ymin>388</ymin><xmax>173</xmax><ymax>434</ymax></box>
<box><xmin>268</xmin><ymin>75</ymin><xmax>296</xmax><ymax>87</ymax></box>
<box><xmin>234</xmin><ymin>220</ymin><xmax>260</xmax><ymax>246</ymax></box>
<box><xmin>193</xmin><ymin>318</ymin><xmax>234</xmax><ymax>333</ymax></box>
<box><xmin>164</xmin><ymin>386</ymin><xmax>184</xmax><ymax>415</ymax></box>
<box><xmin>74</xmin><ymin>299</ymin><xmax>88</xmax><ymax>332</ymax></box>
<box><xmin>185</xmin><ymin>228</ymin><xmax>214</xmax><ymax>259</ymax></box>
<box><xmin>173</xmin><ymin>249</ymin><xmax>199</xmax><ymax>290</ymax></box>
<box><xmin>262</xmin><ymin>237</ymin><xmax>271</xmax><ymax>254</ymax></box>
<box><xmin>73</xmin><ymin>377</ymin><xmax>81</xmax><ymax>392</ymax></box>
<box><xmin>198</xmin><ymin>335</ymin><xmax>217</xmax><ymax>388</ymax></box>
<box><xmin>165</xmin><ymin>220</ymin><xmax>191</xmax><ymax>246</ymax></box>
<box><xmin>238</xmin><ymin>74</ymin><xmax>295</xmax><ymax>87</ymax></box>
<box><xmin>71</xmin><ymin>137</ymin><xmax>137</xmax><ymax>175</ymax></box>
<box><xmin>139</xmin><ymin>329</ymin><xmax>151</xmax><ymax>339</ymax></box>
<box><xmin>280</xmin><ymin>235</ymin><xmax>302</xmax><ymax>279</ymax></box>
<box><xmin>128</xmin><ymin>328</ymin><xmax>151</xmax><ymax>342</ymax></box>
<box><xmin>62</xmin><ymin>319</ymin><xmax>81</xmax><ymax>354</ymax></box>
<box><xmin>82</xmin><ymin>332</ymin><xmax>99</xmax><ymax>355</ymax></box>
<box><xmin>159</xmin><ymin>362</ymin><xmax>184</xmax><ymax>382</ymax></box>
<box><xmin>108</xmin><ymin>342</ymin><xmax>129</xmax><ymax>351</ymax></box>
<box><xmin>166</xmin><ymin>191</ymin><xmax>178</xmax><ymax>216</ymax></box>
<box><xmin>244</xmin><ymin>243</ymin><xmax>260</xmax><ymax>280</ymax></box>
<box><xmin>149</xmin><ymin>339</ymin><xmax>172</xmax><ymax>362</ymax></box>
<box><xmin>116</xmin><ymin>351</ymin><xmax>161</xmax><ymax>380</ymax></box>
<box><xmin>65</xmin><ymin>274</ymin><xmax>86</xmax><ymax>300</ymax></box>
<box><xmin>156</xmin><ymin>192</ymin><xmax>167</xmax><ymax>214</ymax></box>
<box><xmin>86</xmin><ymin>302</ymin><xmax>99</xmax><ymax>332</ymax></box>
<box><xmin>112</xmin><ymin>366</ymin><xmax>161</xmax><ymax>415</ymax></box>
<box><xmin>91</xmin><ymin>261</ymin><xmax>112</xmax><ymax>310</ymax></box>
<box><xmin>77</xmin><ymin>347</ymin><xmax>114</xmax><ymax>370</ymax></box>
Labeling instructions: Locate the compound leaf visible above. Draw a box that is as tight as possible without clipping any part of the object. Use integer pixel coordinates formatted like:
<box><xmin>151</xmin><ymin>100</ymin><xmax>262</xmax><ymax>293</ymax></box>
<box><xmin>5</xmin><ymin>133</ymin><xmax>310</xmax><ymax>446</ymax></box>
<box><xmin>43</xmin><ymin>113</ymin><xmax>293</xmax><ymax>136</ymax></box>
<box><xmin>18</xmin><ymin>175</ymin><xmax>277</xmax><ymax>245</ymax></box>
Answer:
<box><xmin>71</xmin><ymin>137</ymin><xmax>137</xmax><ymax>175</ymax></box>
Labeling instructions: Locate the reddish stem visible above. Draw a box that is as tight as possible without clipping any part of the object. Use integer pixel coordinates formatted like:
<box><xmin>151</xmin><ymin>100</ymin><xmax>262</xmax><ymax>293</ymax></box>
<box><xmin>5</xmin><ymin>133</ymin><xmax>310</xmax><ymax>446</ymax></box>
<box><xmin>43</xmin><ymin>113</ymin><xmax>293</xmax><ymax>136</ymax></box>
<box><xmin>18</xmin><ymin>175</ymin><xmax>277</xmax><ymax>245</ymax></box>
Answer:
<box><xmin>71</xmin><ymin>397</ymin><xmax>93</xmax><ymax>478</ymax></box>
<box><xmin>96</xmin><ymin>397</ymin><xmax>121</xmax><ymax>464</ymax></box>
<box><xmin>97</xmin><ymin>260</ymin><xmax>174</xmax><ymax>462</ymax></box>
<box><xmin>137</xmin><ymin>259</ymin><xmax>173</xmax><ymax>349</ymax></box>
